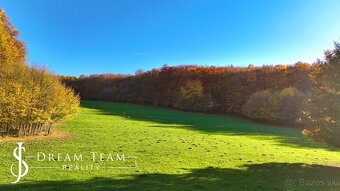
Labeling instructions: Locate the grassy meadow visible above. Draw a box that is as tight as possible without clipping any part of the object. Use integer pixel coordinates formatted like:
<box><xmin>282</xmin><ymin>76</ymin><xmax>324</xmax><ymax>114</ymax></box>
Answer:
<box><xmin>0</xmin><ymin>101</ymin><xmax>339</xmax><ymax>191</ymax></box>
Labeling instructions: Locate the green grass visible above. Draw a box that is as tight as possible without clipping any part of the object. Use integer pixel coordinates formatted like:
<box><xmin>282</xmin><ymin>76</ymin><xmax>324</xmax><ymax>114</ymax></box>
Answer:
<box><xmin>0</xmin><ymin>101</ymin><xmax>339</xmax><ymax>191</ymax></box>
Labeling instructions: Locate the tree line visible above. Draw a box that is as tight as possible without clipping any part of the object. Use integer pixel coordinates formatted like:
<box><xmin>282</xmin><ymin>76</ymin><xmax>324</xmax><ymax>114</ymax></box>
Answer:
<box><xmin>0</xmin><ymin>9</ymin><xmax>79</xmax><ymax>137</ymax></box>
<box><xmin>61</xmin><ymin>63</ymin><xmax>313</xmax><ymax>134</ymax></box>
<box><xmin>61</xmin><ymin>62</ymin><xmax>313</xmax><ymax>119</ymax></box>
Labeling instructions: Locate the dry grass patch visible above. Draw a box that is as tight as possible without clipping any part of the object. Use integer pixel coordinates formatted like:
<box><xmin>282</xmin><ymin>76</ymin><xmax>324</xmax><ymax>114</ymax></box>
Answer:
<box><xmin>0</xmin><ymin>129</ymin><xmax>73</xmax><ymax>143</ymax></box>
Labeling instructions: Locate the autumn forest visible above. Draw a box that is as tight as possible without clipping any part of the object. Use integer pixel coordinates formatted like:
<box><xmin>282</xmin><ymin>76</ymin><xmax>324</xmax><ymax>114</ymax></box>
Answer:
<box><xmin>0</xmin><ymin>2</ymin><xmax>340</xmax><ymax>190</ymax></box>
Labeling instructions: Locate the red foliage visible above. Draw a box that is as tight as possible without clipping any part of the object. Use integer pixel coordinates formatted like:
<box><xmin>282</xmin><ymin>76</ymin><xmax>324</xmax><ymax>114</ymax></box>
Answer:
<box><xmin>61</xmin><ymin>63</ymin><xmax>315</xmax><ymax>115</ymax></box>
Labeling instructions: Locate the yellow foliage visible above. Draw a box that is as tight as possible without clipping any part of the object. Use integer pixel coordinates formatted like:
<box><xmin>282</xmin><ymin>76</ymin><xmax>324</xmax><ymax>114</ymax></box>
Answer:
<box><xmin>0</xmin><ymin>9</ymin><xmax>80</xmax><ymax>136</ymax></box>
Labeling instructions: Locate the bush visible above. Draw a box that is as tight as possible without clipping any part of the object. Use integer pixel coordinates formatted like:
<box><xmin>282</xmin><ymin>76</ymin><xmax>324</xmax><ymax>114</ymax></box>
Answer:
<box><xmin>241</xmin><ymin>90</ymin><xmax>279</xmax><ymax>121</ymax></box>
<box><xmin>241</xmin><ymin>87</ymin><xmax>306</xmax><ymax>124</ymax></box>
<box><xmin>175</xmin><ymin>80</ymin><xmax>213</xmax><ymax>112</ymax></box>
<box><xmin>279</xmin><ymin>87</ymin><xmax>307</xmax><ymax>123</ymax></box>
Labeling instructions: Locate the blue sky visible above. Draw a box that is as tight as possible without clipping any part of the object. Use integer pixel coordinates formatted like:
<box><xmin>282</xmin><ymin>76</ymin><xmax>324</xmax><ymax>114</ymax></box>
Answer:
<box><xmin>1</xmin><ymin>0</ymin><xmax>340</xmax><ymax>76</ymax></box>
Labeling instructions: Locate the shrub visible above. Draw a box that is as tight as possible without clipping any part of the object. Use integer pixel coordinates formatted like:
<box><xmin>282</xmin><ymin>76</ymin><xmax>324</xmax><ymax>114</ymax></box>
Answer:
<box><xmin>241</xmin><ymin>90</ymin><xmax>279</xmax><ymax>121</ymax></box>
<box><xmin>175</xmin><ymin>80</ymin><xmax>213</xmax><ymax>112</ymax></box>
<box><xmin>241</xmin><ymin>87</ymin><xmax>306</xmax><ymax>124</ymax></box>
<box><xmin>278</xmin><ymin>87</ymin><xmax>306</xmax><ymax>123</ymax></box>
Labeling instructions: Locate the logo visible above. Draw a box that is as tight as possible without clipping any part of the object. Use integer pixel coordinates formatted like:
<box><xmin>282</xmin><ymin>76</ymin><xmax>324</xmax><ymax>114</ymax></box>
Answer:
<box><xmin>10</xmin><ymin>142</ymin><xmax>29</xmax><ymax>184</ymax></box>
<box><xmin>6</xmin><ymin>142</ymin><xmax>136</xmax><ymax>183</ymax></box>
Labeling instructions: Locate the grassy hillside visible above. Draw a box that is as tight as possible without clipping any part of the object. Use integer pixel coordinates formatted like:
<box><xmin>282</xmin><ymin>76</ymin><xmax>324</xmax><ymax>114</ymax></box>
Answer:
<box><xmin>0</xmin><ymin>101</ymin><xmax>339</xmax><ymax>191</ymax></box>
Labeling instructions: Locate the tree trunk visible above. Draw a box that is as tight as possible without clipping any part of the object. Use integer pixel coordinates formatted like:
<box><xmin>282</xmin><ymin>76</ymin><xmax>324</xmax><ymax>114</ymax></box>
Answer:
<box><xmin>47</xmin><ymin>124</ymin><xmax>52</xmax><ymax>135</ymax></box>
<box><xmin>6</xmin><ymin>123</ymin><xmax>10</xmax><ymax>135</ymax></box>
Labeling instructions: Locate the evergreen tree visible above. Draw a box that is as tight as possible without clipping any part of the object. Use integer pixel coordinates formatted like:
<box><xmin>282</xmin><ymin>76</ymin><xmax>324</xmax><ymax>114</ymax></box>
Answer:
<box><xmin>303</xmin><ymin>42</ymin><xmax>340</xmax><ymax>147</ymax></box>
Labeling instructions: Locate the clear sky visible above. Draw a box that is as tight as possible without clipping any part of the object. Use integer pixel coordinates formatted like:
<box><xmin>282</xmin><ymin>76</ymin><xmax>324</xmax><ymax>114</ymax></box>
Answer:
<box><xmin>1</xmin><ymin>0</ymin><xmax>340</xmax><ymax>76</ymax></box>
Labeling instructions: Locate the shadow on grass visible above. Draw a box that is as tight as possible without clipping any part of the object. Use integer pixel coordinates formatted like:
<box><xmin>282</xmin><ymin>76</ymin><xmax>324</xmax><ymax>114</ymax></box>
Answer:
<box><xmin>80</xmin><ymin>101</ymin><xmax>335</xmax><ymax>150</ymax></box>
<box><xmin>1</xmin><ymin>163</ymin><xmax>339</xmax><ymax>191</ymax></box>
